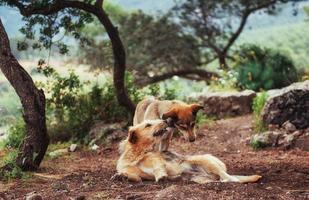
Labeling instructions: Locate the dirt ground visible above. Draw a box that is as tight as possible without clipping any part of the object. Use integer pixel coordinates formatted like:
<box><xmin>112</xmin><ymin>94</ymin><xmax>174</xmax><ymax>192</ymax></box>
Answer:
<box><xmin>1</xmin><ymin>115</ymin><xmax>309</xmax><ymax>200</ymax></box>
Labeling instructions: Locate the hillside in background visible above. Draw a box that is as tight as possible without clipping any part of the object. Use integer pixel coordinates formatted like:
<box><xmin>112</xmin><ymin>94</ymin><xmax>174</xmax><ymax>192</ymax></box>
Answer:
<box><xmin>239</xmin><ymin>21</ymin><xmax>309</xmax><ymax>70</ymax></box>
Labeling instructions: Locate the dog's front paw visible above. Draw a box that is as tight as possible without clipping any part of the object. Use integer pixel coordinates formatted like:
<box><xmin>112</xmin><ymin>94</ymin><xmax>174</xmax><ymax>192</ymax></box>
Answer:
<box><xmin>110</xmin><ymin>173</ymin><xmax>128</xmax><ymax>182</ymax></box>
<box><xmin>154</xmin><ymin>171</ymin><xmax>168</xmax><ymax>182</ymax></box>
<box><xmin>155</xmin><ymin>175</ymin><xmax>169</xmax><ymax>183</ymax></box>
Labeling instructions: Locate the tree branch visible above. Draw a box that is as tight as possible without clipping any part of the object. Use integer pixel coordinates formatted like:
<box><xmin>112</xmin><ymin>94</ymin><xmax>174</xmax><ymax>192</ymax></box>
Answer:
<box><xmin>95</xmin><ymin>0</ymin><xmax>104</xmax><ymax>8</ymax></box>
<box><xmin>222</xmin><ymin>0</ymin><xmax>278</xmax><ymax>54</ymax></box>
<box><xmin>135</xmin><ymin>69</ymin><xmax>218</xmax><ymax>86</ymax></box>
<box><xmin>10</xmin><ymin>0</ymin><xmax>96</xmax><ymax>16</ymax></box>
<box><xmin>9</xmin><ymin>0</ymin><xmax>136</xmax><ymax>115</ymax></box>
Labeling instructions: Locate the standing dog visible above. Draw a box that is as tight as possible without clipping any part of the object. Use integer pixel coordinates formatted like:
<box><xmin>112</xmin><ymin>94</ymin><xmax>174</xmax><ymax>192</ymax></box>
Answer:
<box><xmin>116</xmin><ymin>120</ymin><xmax>262</xmax><ymax>183</ymax></box>
<box><xmin>133</xmin><ymin>97</ymin><xmax>203</xmax><ymax>151</ymax></box>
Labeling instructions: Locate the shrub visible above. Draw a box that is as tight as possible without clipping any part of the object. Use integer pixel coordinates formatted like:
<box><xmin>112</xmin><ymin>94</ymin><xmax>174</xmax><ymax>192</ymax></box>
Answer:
<box><xmin>0</xmin><ymin>150</ymin><xmax>28</xmax><ymax>181</ymax></box>
<box><xmin>235</xmin><ymin>44</ymin><xmax>298</xmax><ymax>91</ymax></box>
<box><xmin>142</xmin><ymin>82</ymin><xmax>178</xmax><ymax>101</ymax></box>
<box><xmin>161</xmin><ymin>86</ymin><xmax>177</xmax><ymax>100</ymax></box>
<box><xmin>3</xmin><ymin>119</ymin><xmax>26</xmax><ymax>149</ymax></box>
<box><xmin>195</xmin><ymin>110</ymin><xmax>215</xmax><ymax>129</ymax></box>
<box><xmin>32</xmin><ymin>65</ymin><xmax>182</xmax><ymax>143</ymax></box>
<box><xmin>37</xmin><ymin>66</ymin><xmax>145</xmax><ymax>143</ymax></box>
<box><xmin>0</xmin><ymin>89</ymin><xmax>21</xmax><ymax>126</ymax></box>
<box><xmin>250</xmin><ymin>137</ymin><xmax>268</xmax><ymax>150</ymax></box>
<box><xmin>252</xmin><ymin>92</ymin><xmax>268</xmax><ymax>133</ymax></box>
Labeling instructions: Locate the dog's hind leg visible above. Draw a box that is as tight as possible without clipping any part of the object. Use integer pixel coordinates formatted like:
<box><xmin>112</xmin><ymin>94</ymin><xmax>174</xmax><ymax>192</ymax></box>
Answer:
<box><xmin>184</xmin><ymin>154</ymin><xmax>239</xmax><ymax>182</ymax></box>
<box><xmin>119</xmin><ymin>166</ymin><xmax>145</xmax><ymax>182</ymax></box>
<box><xmin>140</xmin><ymin>155</ymin><xmax>168</xmax><ymax>182</ymax></box>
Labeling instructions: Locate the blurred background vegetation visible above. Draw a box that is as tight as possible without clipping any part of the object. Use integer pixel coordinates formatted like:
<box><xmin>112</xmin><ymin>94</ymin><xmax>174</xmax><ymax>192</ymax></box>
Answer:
<box><xmin>0</xmin><ymin>0</ymin><xmax>308</xmax><ymax>149</ymax></box>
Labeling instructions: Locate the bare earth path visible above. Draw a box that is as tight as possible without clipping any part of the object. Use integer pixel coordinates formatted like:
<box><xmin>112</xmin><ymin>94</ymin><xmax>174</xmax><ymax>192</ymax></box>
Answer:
<box><xmin>1</xmin><ymin>115</ymin><xmax>309</xmax><ymax>199</ymax></box>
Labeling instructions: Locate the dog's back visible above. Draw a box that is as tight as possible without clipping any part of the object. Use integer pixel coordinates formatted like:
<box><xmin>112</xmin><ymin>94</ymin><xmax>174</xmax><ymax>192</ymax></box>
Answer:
<box><xmin>133</xmin><ymin>97</ymin><xmax>156</xmax><ymax>125</ymax></box>
<box><xmin>133</xmin><ymin>97</ymin><xmax>184</xmax><ymax>125</ymax></box>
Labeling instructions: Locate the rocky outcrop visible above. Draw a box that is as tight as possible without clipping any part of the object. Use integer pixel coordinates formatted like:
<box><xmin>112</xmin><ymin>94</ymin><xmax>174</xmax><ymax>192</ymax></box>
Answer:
<box><xmin>189</xmin><ymin>90</ymin><xmax>256</xmax><ymax>118</ymax></box>
<box><xmin>262</xmin><ymin>80</ymin><xmax>309</xmax><ymax>129</ymax></box>
<box><xmin>89</xmin><ymin>122</ymin><xmax>127</xmax><ymax>145</ymax></box>
<box><xmin>251</xmin><ymin>123</ymin><xmax>309</xmax><ymax>150</ymax></box>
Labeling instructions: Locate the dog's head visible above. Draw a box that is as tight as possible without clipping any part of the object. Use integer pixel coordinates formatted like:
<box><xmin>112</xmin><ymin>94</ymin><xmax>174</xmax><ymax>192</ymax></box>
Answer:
<box><xmin>127</xmin><ymin>119</ymin><xmax>168</xmax><ymax>148</ymax></box>
<box><xmin>162</xmin><ymin>103</ymin><xmax>203</xmax><ymax>142</ymax></box>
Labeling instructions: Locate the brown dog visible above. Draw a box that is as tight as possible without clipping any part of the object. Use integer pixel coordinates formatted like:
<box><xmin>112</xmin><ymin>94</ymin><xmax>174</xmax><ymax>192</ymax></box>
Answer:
<box><xmin>133</xmin><ymin>97</ymin><xmax>203</xmax><ymax>151</ymax></box>
<box><xmin>116</xmin><ymin>120</ymin><xmax>262</xmax><ymax>183</ymax></box>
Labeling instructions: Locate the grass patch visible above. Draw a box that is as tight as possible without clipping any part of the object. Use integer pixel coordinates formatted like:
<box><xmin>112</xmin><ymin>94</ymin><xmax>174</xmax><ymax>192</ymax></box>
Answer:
<box><xmin>252</xmin><ymin>92</ymin><xmax>268</xmax><ymax>133</ymax></box>
<box><xmin>250</xmin><ymin>136</ymin><xmax>269</xmax><ymax>150</ymax></box>
<box><xmin>47</xmin><ymin>141</ymin><xmax>72</xmax><ymax>153</ymax></box>
<box><xmin>2</xmin><ymin>119</ymin><xmax>26</xmax><ymax>149</ymax></box>
<box><xmin>196</xmin><ymin>111</ymin><xmax>216</xmax><ymax>129</ymax></box>
<box><xmin>0</xmin><ymin>150</ymin><xmax>31</xmax><ymax>182</ymax></box>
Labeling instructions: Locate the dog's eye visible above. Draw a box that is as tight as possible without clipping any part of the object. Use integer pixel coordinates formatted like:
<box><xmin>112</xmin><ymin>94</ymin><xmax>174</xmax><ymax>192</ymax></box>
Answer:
<box><xmin>145</xmin><ymin>123</ymin><xmax>151</xmax><ymax>128</ymax></box>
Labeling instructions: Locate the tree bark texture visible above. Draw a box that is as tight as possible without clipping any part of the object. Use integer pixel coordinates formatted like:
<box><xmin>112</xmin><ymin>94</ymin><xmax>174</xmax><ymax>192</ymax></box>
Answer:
<box><xmin>0</xmin><ymin>19</ymin><xmax>49</xmax><ymax>171</ymax></box>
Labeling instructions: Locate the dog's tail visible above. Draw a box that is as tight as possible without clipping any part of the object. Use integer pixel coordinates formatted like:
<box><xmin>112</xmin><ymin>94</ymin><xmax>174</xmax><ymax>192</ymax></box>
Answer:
<box><xmin>232</xmin><ymin>175</ymin><xmax>262</xmax><ymax>183</ymax></box>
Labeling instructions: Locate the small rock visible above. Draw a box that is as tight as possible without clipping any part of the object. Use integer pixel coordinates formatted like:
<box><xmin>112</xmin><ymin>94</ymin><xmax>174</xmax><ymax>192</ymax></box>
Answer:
<box><xmin>75</xmin><ymin>195</ymin><xmax>86</xmax><ymax>200</ymax></box>
<box><xmin>291</xmin><ymin>130</ymin><xmax>303</xmax><ymax>138</ymax></box>
<box><xmin>282</xmin><ymin>134</ymin><xmax>296</xmax><ymax>149</ymax></box>
<box><xmin>69</xmin><ymin>144</ymin><xmax>78</xmax><ymax>152</ymax></box>
<box><xmin>251</xmin><ymin>131</ymin><xmax>281</xmax><ymax>147</ymax></box>
<box><xmin>282</xmin><ymin>121</ymin><xmax>297</xmax><ymax>133</ymax></box>
<box><xmin>268</xmin><ymin>124</ymin><xmax>279</xmax><ymax>131</ymax></box>
<box><xmin>285</xmin><ymin>134</ymin><xmax>295</xmax><ymax>143</ymax></box>
<box><xmin>26</xmin><ymin>192</ymin><xmax>43</xmax><ymax>200</ymax></box>
<box><xmin>294</xmin><ymin>135</ymin><xmax>309</xmax><ymax>151</ymax></box>
<box><xmin>90</xmin><ymin>144</ymin><xmax>99</xmax><ymax>151</ymax></box>
<box><xmin>187</xmin><ymin>90</ymin><xmax>256</xmax><ymax>118</ymax></box>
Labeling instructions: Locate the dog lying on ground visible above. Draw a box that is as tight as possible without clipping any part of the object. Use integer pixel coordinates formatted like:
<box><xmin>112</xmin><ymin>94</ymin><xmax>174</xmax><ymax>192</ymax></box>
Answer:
<box><xmin>116</xmin><ymin>119</ymin><xmax>262</xmax><ymax>183</ymax></box>
<box><xmin>133</xmin><ymin>97</ymin><xmax>203</xmax><ymax>151</ymax></box>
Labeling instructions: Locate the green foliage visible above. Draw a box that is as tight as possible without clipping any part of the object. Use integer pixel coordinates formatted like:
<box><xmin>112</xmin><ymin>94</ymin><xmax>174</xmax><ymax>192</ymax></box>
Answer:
<box><xmin>250</xmin><ymin>138</ymin><xmax>267</xmax><ymax>150</ymax></box>
<box><xmin>0</xmin><ymin>87</ymin><xmax>21</xmax><ymax>126</ymax></box>
<box><xmin>208</xmin><ymin>70</ymin><xmax>238</xmax><ymax>92</ymax></box>
<box><xmin>80</xmin><ymin>10</ymin><xmax>202</xmax><ymax>84</ymax></box>
<box><xmin>238</xmin><ymin>21</ymin><xmax>309</xmax><ymax>70</ymax></box>
<box><xmin>173</xmin><ymin>0</ymin><xmax>287</xmax><ymax>70</ymax></box>
<box><xmin>195</xmin><ymin>111</ymin><xmax>215</xmax><ymax>129</ymax></box>
<box><xmin>0</xmin><ymin>150</ymin><xmax>29</xmax><ymax>181</ymax></box>
<box><xmin>3</xmin><ymin>119</ymin><xmax>26</xmax><ymax>149</ymax></box>
<box><xmin>142</xmin><ymin>82</ymin><xmax>178</xmax><ymax>101</ymax></box>
<box><xmin>252</xmin><ymin>92</ymin><xmax>268</xmax><ymax>133</ymax></box>
<box><xmin>235</xmin><ymin>44</ymin><xmax>298</xmax><ymax>91</ymax></box>
<box><xmin>161</xmin><ymin>86</ymin><xmax>177</xmax><ymax>100</ymax></box>
<box><xmin>303</xmin><ymin>6</ymin><xmax>309</xmax><ymax>17</ymax></box>
<box><xmin>147</xmin><ymin>84</ymin><xmax>160</xmax><ymax>97</ymax></box>
<box><xmin>36</xmin><ymin>66</ymin><xmax>145</xmax><ymax>143</ymax></box>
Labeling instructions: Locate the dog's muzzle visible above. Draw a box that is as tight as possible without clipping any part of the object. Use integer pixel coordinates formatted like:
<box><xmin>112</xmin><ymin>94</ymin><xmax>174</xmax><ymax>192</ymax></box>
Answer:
<box><xmin>164</xmin><ymin>118</ymin><xmax>175</xmax><ymax>127</ymax></box>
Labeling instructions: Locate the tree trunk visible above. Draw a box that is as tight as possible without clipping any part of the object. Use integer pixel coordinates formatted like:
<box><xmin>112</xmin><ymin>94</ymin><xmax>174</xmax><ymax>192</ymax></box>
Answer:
<box><xmin>0</xmin><ymin>19</ymin><xmax>49</xmax><ymax>171</ymax></box>
<box><xmin>218</xmin><ymin>54</ymin><xmax>228</xmax><ymax>70</ymax></box>
<box><xmin>95</xmin><ymin>7</ymin><xmax>136</xmax><ymax>115</ymax></box>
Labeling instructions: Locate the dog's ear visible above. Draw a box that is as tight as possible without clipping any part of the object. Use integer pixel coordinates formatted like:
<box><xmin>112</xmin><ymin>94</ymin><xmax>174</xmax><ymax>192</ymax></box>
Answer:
<box><xmin>191</xmin><ymin>104</ymin><xmax>204</xmax><ymax>115</ymax></box>
<box><xmin>128</xmin><ymin>130</ymin><xmax>138</xmax><ymax>144</ymax></box>
<box><xmin>162</xmin><ymin>108</ymin><xmax>178</xmax><ymax>122</ymax></box>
